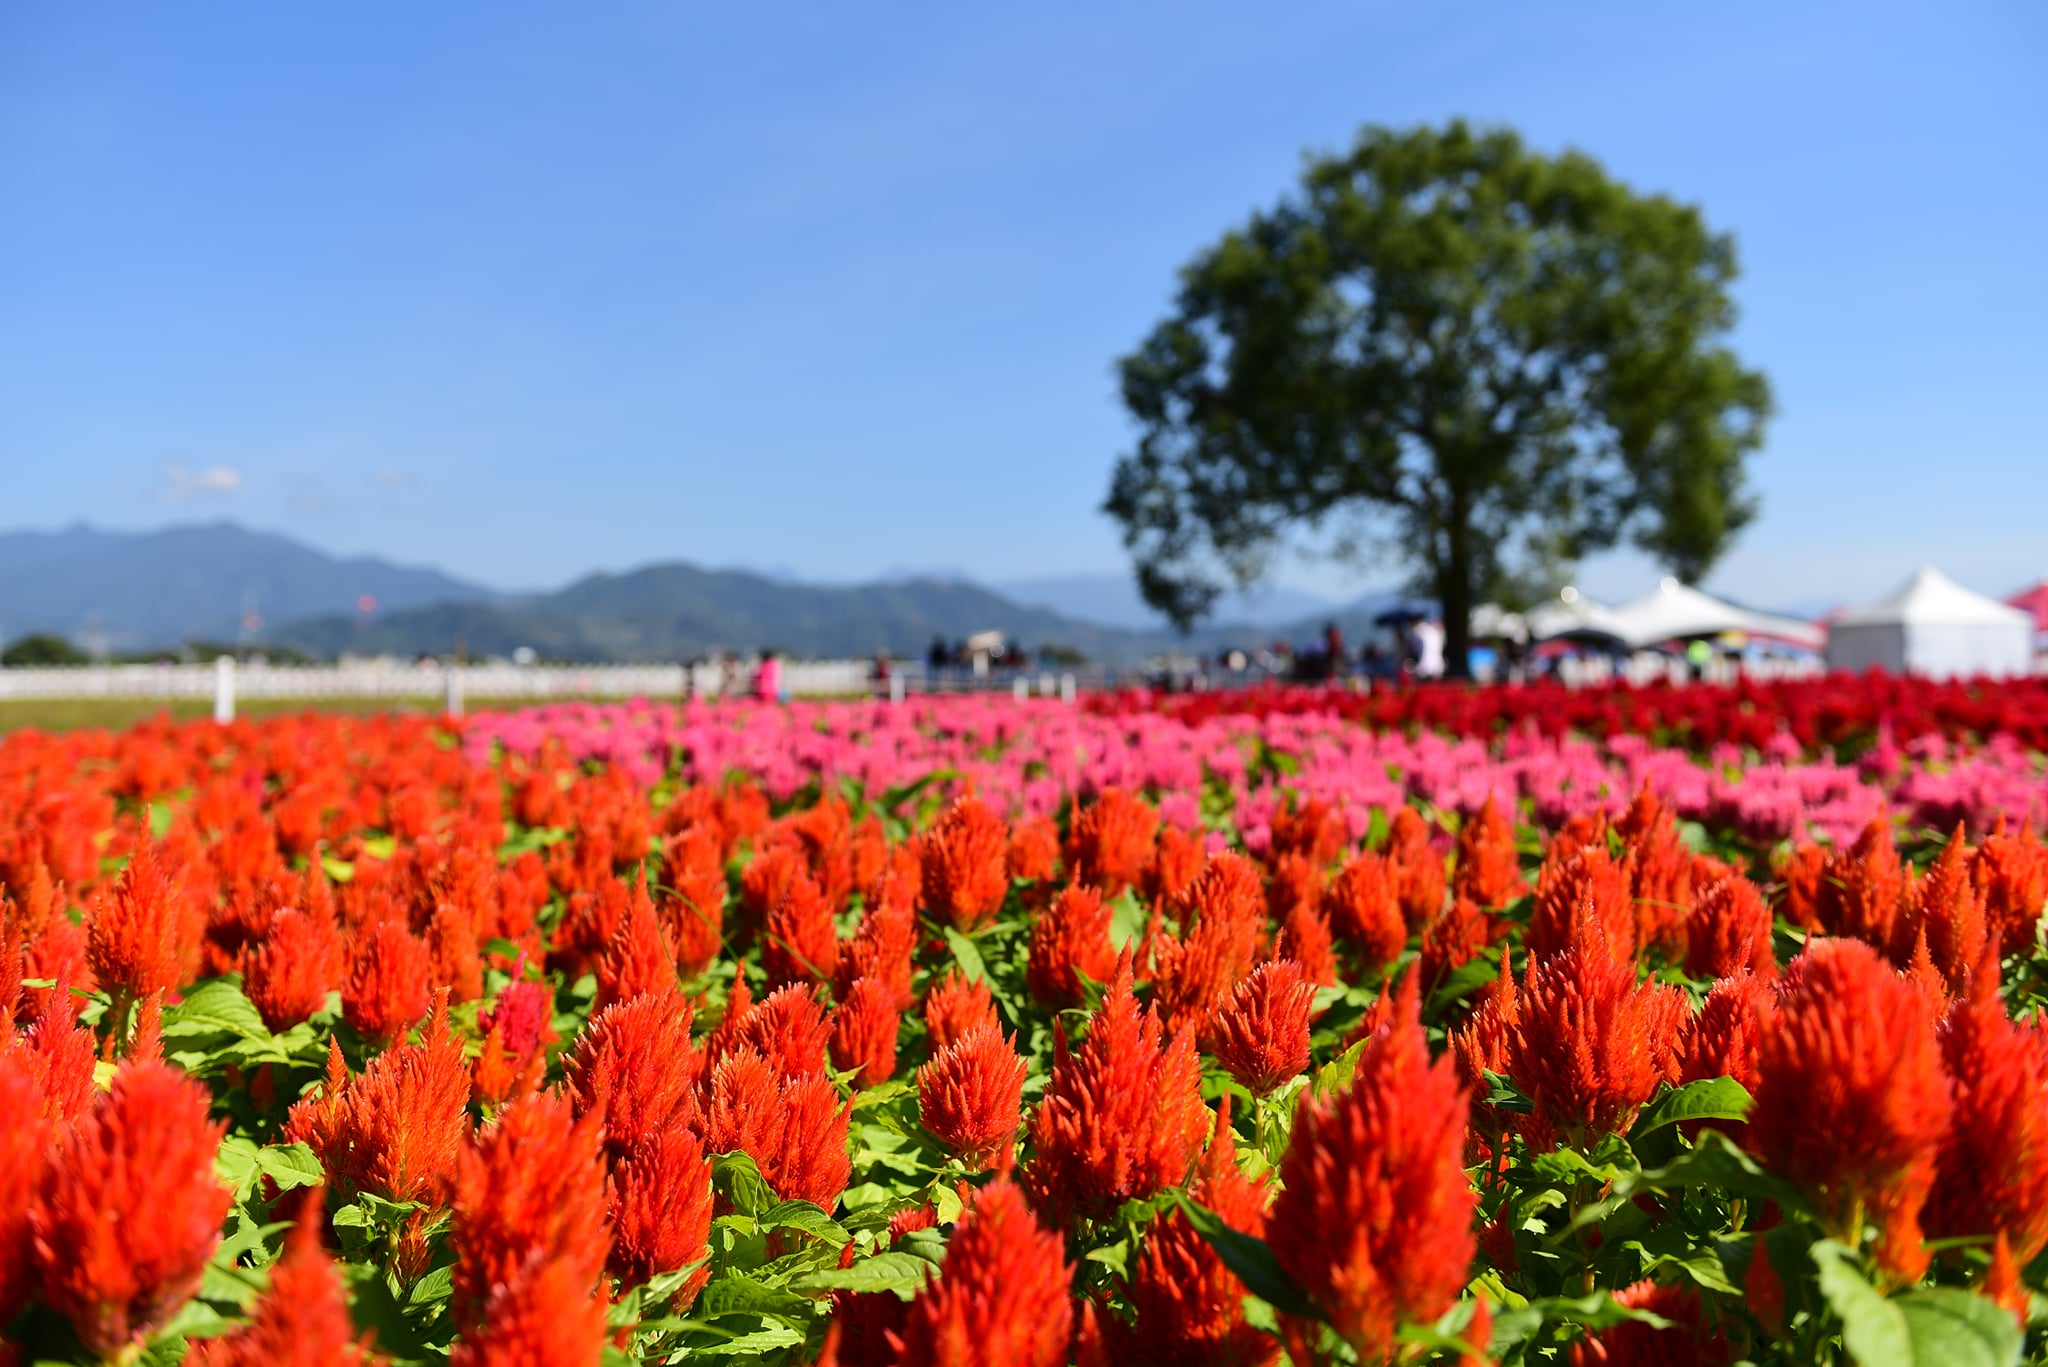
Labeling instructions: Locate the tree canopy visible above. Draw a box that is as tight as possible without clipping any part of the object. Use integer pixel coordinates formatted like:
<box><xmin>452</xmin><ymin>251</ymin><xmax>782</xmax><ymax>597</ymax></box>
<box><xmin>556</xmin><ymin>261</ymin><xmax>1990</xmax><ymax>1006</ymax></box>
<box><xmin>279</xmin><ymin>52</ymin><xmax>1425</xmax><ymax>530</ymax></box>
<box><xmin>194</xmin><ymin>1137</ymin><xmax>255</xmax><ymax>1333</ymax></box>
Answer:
<box><xmin>1105</xmin><ymin>120</ymin><xmax>1771</xmax><ymax>675</ymax></box>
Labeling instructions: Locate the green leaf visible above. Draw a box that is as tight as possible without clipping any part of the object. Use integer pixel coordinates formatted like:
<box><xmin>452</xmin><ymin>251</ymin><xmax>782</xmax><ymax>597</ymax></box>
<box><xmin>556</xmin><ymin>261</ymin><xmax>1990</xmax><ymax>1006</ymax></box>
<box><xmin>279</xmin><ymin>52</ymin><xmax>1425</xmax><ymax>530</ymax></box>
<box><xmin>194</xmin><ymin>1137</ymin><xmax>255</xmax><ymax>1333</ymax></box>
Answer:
<box><xmin>1312</xmin><ymin>1037</ymin><xmax>1366</xmax><ymax>1100</ymax></box>
<box><xmin>1893</xmin><ymin>1289</ymin><xmax>2023</xmax><ymax>1367</ymax></box>
<box><xmin>1630</xmin><ymin>1077</ymin><xmax>1752</xmax><ymax>1138</ymax></box>
<box><xmin>942</xmin><ymin>926</ymin><xmax>985</xmax><ymax>983</ymax></box>
<box><xmin>1107</xmin><ymin>890</ymin><xmax>1148</xmax><ymax>951</ymax></box>
<box><xmin>255</xmin><ymin>1142</ymin><xmax>325</xmax><ymax>1191</ymax></box>
<box><xmin>408</xmin><ymin>1263</ymin><xmax>455</xmax><ymax>1307</ymax></box>
<box><xmin>162</xmin><ymin>979</ymin><xmax>269</xmax><ymax>1041</ymax></box>
<box><xmin>693</xmin><ymin>1274</ymin><xmax>812</xmax><ymax>1319</ymax></box>
<box><xmin>760</xmin><ymin>1200</ymin><xmax>850</xmax><ymax>1246</ymax></box>
<box><xmin>790</xmin><ymin>1251</ymin><xmax>935</xmax><ymax>1298</ymax></box>
<box><xmin>215</xmin><ymin>1134</ymin><xmax>262</xmax><ymax>1201</ymax></box>
<box><xmin>712</xmin><ymin>1152</ymin><xmax>776</xmax><ymax>1218</ymax></box>
<box><xmin>1175</xmin><ymin>1194</ymin><xmax>1322</xmax><ymax>1322</ymax></box>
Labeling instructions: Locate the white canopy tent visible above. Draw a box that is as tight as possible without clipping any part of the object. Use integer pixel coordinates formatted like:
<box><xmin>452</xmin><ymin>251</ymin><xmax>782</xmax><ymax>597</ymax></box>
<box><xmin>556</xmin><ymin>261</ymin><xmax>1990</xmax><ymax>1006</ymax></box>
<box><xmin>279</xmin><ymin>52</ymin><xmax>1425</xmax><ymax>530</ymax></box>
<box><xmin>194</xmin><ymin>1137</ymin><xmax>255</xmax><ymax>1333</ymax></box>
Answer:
<box><xmin>1827</xmin><ymin>567</ymin><xmax>2034</xmax><ymax>679</ymax></box>
<box><xmin>1524</xmin><ymin>589</ymin><xmax>1631</xmax><ymax>646</ymax></box>
<box><xmin>1602</xmin><ymin>579</ymin><xmax>1824</xmax><ymax>651</ymax></box>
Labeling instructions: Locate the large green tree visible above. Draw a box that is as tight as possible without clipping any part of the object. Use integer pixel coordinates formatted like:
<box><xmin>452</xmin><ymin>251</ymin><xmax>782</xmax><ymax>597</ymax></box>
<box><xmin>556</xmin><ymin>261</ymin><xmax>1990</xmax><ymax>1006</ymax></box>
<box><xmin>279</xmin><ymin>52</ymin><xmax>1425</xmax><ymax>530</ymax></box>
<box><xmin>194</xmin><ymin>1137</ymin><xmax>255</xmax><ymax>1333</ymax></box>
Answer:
<box><xmin>1106</xmin><ymin>121</ymin><xmax>1770</xmax><ymax>676</ymax></box>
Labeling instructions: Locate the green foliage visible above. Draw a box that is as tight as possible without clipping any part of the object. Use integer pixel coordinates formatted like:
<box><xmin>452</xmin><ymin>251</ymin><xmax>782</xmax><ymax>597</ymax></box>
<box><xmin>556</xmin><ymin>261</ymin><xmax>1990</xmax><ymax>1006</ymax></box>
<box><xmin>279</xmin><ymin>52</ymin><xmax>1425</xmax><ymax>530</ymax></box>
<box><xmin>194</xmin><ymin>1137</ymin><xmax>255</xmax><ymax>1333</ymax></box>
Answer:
<box><xmin>1</xmin><ymin>631</ymin><xmax>90</xmax><ymax>665</ymax></box>
<box><xmin>1106</xmin><ymin>119</ymin><xmax>1771</xmax><ymax>669</ymax></box>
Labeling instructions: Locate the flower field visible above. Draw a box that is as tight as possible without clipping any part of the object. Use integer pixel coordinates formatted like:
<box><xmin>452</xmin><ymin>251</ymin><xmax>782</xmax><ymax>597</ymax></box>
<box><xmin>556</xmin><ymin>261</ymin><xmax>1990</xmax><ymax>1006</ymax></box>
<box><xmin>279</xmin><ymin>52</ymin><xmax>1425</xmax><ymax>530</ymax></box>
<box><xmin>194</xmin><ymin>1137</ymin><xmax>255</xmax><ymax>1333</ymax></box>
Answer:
<box><xmin>3</xmin><ymin>685</ymin><xmax>2048</xmax><ymax>1365</ymax></box>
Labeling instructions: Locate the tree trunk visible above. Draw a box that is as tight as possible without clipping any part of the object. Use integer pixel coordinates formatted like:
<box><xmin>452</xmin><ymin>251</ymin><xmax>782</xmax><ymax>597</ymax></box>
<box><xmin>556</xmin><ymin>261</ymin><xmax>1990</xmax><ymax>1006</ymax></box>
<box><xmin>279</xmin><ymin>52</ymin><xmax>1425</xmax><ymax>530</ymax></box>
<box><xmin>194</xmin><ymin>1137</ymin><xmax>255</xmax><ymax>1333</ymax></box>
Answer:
<box><xmin>1439</xmin><ymin>488</ymin><xmax>1475</xmax><ymax>681</ymax></box>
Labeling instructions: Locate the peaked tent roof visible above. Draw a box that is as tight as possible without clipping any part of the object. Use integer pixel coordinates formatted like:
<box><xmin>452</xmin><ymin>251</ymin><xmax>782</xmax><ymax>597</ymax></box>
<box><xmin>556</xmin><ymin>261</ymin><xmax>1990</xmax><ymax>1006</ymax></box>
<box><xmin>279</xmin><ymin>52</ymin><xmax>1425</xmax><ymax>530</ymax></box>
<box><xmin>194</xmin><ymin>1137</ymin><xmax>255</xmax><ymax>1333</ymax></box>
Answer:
<box><xmin>2008</xmin><ymin>580</ymin><xmax>2048</xmax><ymax>633</ymax></box>
<box><xmin>1525</xmin><ymin>592</ymin><xmax>1630</xmax><ymax>645</ymax></box>
<box><xmin>1835</xmin><ymin>567</ymin><xmax>2033</xmax><ymax>629</ymax></box>
<box><xmin>1603</xmin><ymin>579</ymin><xmax>1824</xmax><ymax>650</ymax></box>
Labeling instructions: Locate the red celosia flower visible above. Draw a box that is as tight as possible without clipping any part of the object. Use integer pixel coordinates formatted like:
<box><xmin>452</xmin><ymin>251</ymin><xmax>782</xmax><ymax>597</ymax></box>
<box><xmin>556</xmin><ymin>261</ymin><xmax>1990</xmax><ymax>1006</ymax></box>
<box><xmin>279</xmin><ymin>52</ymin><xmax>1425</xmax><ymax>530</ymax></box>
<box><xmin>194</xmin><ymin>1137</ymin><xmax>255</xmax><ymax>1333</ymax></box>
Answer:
<box><xmin>1324</xmin><ymin>853</ymin><xmax>1407</xmax><ymax>971</ymax></box>
<box><xmin>341</xmin><ymin>918</ymin><xmax>433</xmax><ymax>1046</ymax></box>
<box><xmin>1006</xmin><ymin>814</ymin><xmax>1061</xmax><ymax>883</ymax></box>
<box><xmin>1120</xmin><ymin>1104</ymin><xmax>1279</xmax><ymax>1367</ymax></box>
<box><xmin>453</xmin><ymin>1090</ymin><xmax>611</xmax><ymax>1337</ymax></box>
<box><xmin>1894</xmin><ymin>829</ymin><xmax>1987</xmax><ymax>996</ymax></box>
<box><xmin>921</xmin><ymin>798</ymin><xmax>1013</xmax><ymax>932</ymax></box>
<box><xmin>1265</xmin><ymin>851</ymin><xmax>1322</xmax><ymax>924</ymax></box>
<box><xmin>1452</xmin><ymin>794</ymin><xmax>1526</xmax><ymax>909</ymax></box>
<box><xmin>1619</xmin><ymin>787</ymin><xmax>1697</xmax><ymax>961</ymax></box>
<box><xmin>473</xmin><ymin>978</ymin><xmax>557</xmax><ymax>1105</ymax></box>
<box><xmin>704</xmin><ymin>1046</ymin><xmax>783</xmax><ymax>1163</ymax></box>
<box><xmin>1750</xmin><ymin>938</ymin><xmax>1951</xmax><ymax>1273</ymax></box>
<box><xmin>287</xmin><ymin>999</ymin><xmax>472</xmax><ymax>1206</ymax></box>
<box><xmin>16</xmin><ymin>987</ymin><xmax>98</xmax><ymax>1124</ymax></box>
<box><xmin>1777</xmin><ymin>842</ymin><xmax>1828</xmax><ymax>931</ymax></box>
<box><xmin>918</xmin><ymin>1023</ymin><xmax>1027</xmax><ymax>1169</ymax></box>
<box><xmin>1266</xmin><ymin>969</ymin><xmax>1475</xmax><ymax>1361</ymax></box>
<box><xmin>739</xmin><ymin>839</ymin><xmax>806</xmax><ymax>939</ymax></box>
<box><xmin>86</xmin><ymin>836</ymin><xmax>203</xmax><ymax>1005</ymax></box>
<box><xmin>1151</xmin><ymin>853</ymin><xmax>1267</xmax><ymax>1031</ymax></box>
<box><xmin>31</xmin><ymin>1058</ymin><xmax>231</xmax><ymax>1358</ymax></box>
<box><xmin>0</xmin><ymin>1049</ymin><xmax>47</xmax><ymax>1325</ymax></box>
<box><xmin>1023</xmin><ymin>957</ymin><xmax>1209</xmax><ymax>1223</ymax></box>
<box><xmin>242</xmin><ymin>907</ymin><xmax>346</xmax><ymax>1033</ymax></box>
<box><xmin>729</xmin><ymin>981</ymin><xmax>833</xmax><ymax>1079</ymax></box>
<box><xmin>1206</xmin><ymin>959</ymin><xmax>1315</xmax><ymax>1096</ymax></box>
<box><xmin>1271</xmin><ymin>797</ymin><xmax>1349</xmax><ymax>869</ymax></box>
<box><xmin>426</xmin><ymin>900</ymin><xmax>485</xmax><ymax>1003</ymax></box>
<box><xmin>830</xmin><ymin>976</ymin><xmax>902</xmax><ymax>1089</ymax></box>
<box><xmin>1682</xmin><ymin>877</ymin><xmax>1775</xmax><ymax>981</ymax></box>
<box><xmin>1507</xmin><ymin>914</ymin><xmax>1689</xmax><ymax>1150</ymax></box>
<box><xmin>1146</xmin><ymin>825</ymin><xmax>1209</xmax><ymax>909</ymax></box>
<box><xmin>1974</xmin><ymin>821</ymin><xmax>2048</xmax><ymax>955</ymax></box>
<box><xmin>1566</xmin><ymin>1279</ymin><xmax>1728</xmax><ymax>1367</ymax></box>
<box><xmin>566</xmin><ymin>991</ymin><xmax>701</xmax><ymax>1165</ymax></box>
<box><xmin>1274</xmin><ymin>887</ymin><xmax>1339</xmax><ymax>988</ymax></box>
<box><xmin>1526</xmin><ymin>844</ymin><xmax>1637</xmax><ymax>963</ymax></box>
<box><xmin>662</xmin><ymin>827</ymin><xmax>728</xmax><ymax>980</ymax></box>
<box><xmin>608</xmin><ymin>1129</ymin><xmax>714</xmax><ymax>1299</ymax></box>
<box><xmin>1924</xmin><ymin>966</ymin><xmax>2048</xmax><ymax>1262</ymax></box>
<box><xmin>889</xmin><ymin>1179</ymin><xmax>1074</xmax><ymax>1367</ymax></box>
<box><xmin>1387</xmin><ymin>806</ymin><xmax>1448</xmax><ymax>929</ymax></box>
<box><xmin>1026</xmin><ymin>883</ymin><xmax>1117</xmax><ymax>1010</ymax></box>
<box><xmin>1418</xmin><ymin>896</ymin><xmax>1499</xmax><ymax>993</ymax></box>
<box><xmin>1984</xmin><ymin>1233</ymin><xmax>2027</xmax><ymax>1331</ymax></box>
<box><xmin>1814</xmin><ymin>816</ymin><xmax>1905</xmax><ymax>950</ymax></box>
<box><xmin>763</xmin><ymin>871</ymin><xmax>842</xmax><ymax>988</ymax></box>
<box><xmin>1066</xmin><ymin>789</ymin><xmax>1159</xmax><ymax>898</ymax></box>
<box><xmin>764</xmin><ymin>1070</ymin><xmax>853</xmax><ymax>1209</ymax></box>
<box><xmin>836</xmin><ymin>893</ymin><xmax>918</xmax><ymax>1010</ymax></box>
<box><xmin>924</xmin><ymin>970</ymin><xmax>1000</xmax><ymax>1054</ymax></box>
<box><xmin>188</xmin><ymin>1190</ymin><xmax>365</xmax><ymax>1367</ymax></box>
<box><xmin>1679</xmin><ymin>973</ymin><xmax>1771</xmax><ymax>1096</ymax></box>
<box><xmin>596</xmin><ymin>874</ymin><xmax>677</xmax><ymax>1006</ymax></box>
<box><xmin>447</xmin><ymin>1250</ymin><xmax>609</xmax><ymax>1367</ymax></box>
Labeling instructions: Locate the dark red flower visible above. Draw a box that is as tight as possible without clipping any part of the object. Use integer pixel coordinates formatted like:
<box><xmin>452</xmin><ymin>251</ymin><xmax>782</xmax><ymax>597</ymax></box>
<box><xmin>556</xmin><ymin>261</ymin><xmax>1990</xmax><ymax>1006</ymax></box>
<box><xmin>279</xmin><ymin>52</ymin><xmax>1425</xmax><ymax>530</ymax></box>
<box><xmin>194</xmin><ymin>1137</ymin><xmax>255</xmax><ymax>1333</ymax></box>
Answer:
<box><xmin>31</xmin><ymin>1058</ymin><xmax>231</xmax><ymax>1358</ymax></box>
<box><xmin>918</xmin><ymin>1023</ymin><xmax>1026</xmax><ymax>1169</ymax></box>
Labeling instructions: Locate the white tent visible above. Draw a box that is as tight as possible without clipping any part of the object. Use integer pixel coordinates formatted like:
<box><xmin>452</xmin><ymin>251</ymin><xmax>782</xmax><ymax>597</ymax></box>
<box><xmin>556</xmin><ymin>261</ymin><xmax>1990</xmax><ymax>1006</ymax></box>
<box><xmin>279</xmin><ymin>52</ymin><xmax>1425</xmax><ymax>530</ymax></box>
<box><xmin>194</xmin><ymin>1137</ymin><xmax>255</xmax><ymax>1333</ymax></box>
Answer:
<box><xmin>1826</xmin><ymin>567</ymin><xmax>2034</xmax><ymax>678</ymax></box>
<box><xmin>1603</xmin><ymin>579</ymin><xmax>1824</xmax><ymax>651</ymax></box>
<box><xmin>1525</xmin><ymin>589</ymin><xmax>1630</xmax><ymax>646</ymax></box>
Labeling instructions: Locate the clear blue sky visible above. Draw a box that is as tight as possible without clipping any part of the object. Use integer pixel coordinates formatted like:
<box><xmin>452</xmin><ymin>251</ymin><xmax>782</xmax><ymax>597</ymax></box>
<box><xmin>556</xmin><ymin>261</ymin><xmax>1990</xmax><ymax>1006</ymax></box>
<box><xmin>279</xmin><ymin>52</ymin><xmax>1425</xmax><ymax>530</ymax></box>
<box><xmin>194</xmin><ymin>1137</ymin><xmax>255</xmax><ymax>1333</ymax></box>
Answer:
<box><xmin>3</xmin><ymin>2</ymin><xmax>2043</xmax><ymax>611</ymax></box>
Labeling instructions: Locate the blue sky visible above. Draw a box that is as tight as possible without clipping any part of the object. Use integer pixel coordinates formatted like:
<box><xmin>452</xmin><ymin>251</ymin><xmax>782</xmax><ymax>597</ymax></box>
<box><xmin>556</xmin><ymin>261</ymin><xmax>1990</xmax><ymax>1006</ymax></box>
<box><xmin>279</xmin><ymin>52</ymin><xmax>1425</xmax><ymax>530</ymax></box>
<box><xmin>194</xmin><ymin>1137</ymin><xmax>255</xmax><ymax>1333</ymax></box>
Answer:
<box><xmin>2</xmin><ymin>2</ymin><xmax>2043</xmax><ymax>613</ymax></box>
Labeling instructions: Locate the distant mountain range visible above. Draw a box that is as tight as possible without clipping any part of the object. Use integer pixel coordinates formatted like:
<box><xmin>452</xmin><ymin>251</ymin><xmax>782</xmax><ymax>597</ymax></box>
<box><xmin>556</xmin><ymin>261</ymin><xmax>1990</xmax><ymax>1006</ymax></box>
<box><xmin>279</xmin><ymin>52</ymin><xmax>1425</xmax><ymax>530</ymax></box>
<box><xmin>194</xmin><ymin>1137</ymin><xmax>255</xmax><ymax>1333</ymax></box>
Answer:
<box><xmin>0</xmin><ymin>522</ymin><xmax>1399</xmax><ymax>664</ymax></box>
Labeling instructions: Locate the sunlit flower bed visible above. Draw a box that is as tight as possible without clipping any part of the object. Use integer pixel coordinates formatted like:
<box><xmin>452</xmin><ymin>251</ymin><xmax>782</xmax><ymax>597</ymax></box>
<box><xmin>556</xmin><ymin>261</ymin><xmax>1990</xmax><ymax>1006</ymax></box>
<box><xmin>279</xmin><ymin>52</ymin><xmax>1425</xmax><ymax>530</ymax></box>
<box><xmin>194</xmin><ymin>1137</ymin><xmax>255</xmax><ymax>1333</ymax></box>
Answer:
<box><xmin>1</xmin><ymin>704</ymin><xmax>2045</xmax><ymax>1365</ymax></box>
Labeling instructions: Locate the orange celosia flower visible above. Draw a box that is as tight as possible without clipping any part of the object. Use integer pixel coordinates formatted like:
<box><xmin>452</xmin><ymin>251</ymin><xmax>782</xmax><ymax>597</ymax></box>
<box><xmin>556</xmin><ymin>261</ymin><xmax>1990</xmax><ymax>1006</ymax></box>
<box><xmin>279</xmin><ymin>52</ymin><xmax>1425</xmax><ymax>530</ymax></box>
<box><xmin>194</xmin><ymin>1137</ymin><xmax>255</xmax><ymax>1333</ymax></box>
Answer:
<box><xmin>1146</xmin><ymin>826</ymin><xmax>1209</xmax><ymax>910</ymax></box>
<box><xmin>1006</xmin><ymin>814</ymin><xmax>1061</xmax><ymax>884</ymax></box>
<box><xmin>1566</xmin><ymin>1279</ymin><xmax>1727</xmax><ymax>1367</ymax></box>
<box><xmin>1924</xmin><ymin>965</ymin><xmax>2048</xmax><ymax>1263</ymax></box>
<box><xmin>1526</xmin><ymin>844</ymin><xmax>1636</xmax><ymax>963</ymax></box>
<box><xmin>662</xmin><ymin>828</ymin><xmax>728</xmax><ymax>980</ymax></box>
<box><xmin>924</xmin><ymin>970</ymin><xmax>1000</xmax><ymax>1055</ymax></box>
<box><xmin>1418</xmin><ymin>896</ymin><xmax>1499</xmax><ymax>993</ymax></box>
<box><xmin>242</xmin><ymin>907</ymin><xmax>346</xmax><ymax>1033</ymax></box>
<box><xmin>1776</xmin><ymin>842</ymin><xmax>1828</xmax><ymax>931</ymax></box>
<box><xmin>31</xmin><ymin>1058</ymin><xmax>231</xmax><ymax>1358</ymax></box>
<box><xmin>608</xmin><ymin>1129</ymin><xmax>714</xmax><ymax>1299</ymax></box>
<box><xmin>341</xmin><ymin>918</ymin><xmax>433</xmax><ymax>1046</ymax></box>
<box><xmin>1119</xmin><ymin>1104</ymin><xmax>1279</xmax><ymax>1367</ymax></box>
<box><xmin>830</xmin><ymin>976</ymin><xmax>902</xmax><ymax>1089</ymax></box>
<box><xmin>1274</xmin><ymin>888</ymin><xmax>1339</xmax><ymax>988</ymax></box>
<box><xmin>918</xmin><ymin>1023</ymin><xmax>1027</xmax><ymax>1169</ymax></box>
<box><xmin>15</xmin><ymin>986</ymin><xmax>98</xmax><ymax>1124</ymax></box>
<box><xmin>1678</xmin><ymin>973</ymin><xmax>1771</xmax><ymax>1096</ymax></box>
<box><xmin>1984</xmin><ymin>1233</ymin><xmax>2027</xmax><ymax>1331</ymax></box>
<box><xmin>1452</xmin><ymin>794</ymin><xmax>1527</xmax><ymax>910</ymax></box>
<box><xmin>889</xmin><ymin>1180</ymin><xmax>1074</xmax><ymax>1367</ymax></box>
<box><xmin>188</xmin><ymin>1190</ymin><xmax>366</xmax><ymax>1367</ymax></box>
<box><xmin>1206</xmin><ymin>959</ymin><xmax>1315</xmax><ymax>1096</ymax></box>
<box><xmin>1324</xmin><ymin>853</ymin><xmax>1407</xmax><ymax>972</ymax></box>
<box><xmin>762</xmin><ymin>872</ymin><xmax>841</xmax><ymax>988</ymax></box>
<box><xmin>836</xmin><ymin>893</ymin><xmax>918</xmax><ymax>1010</ymax></box>
<box><xmin>1270</xmin><ymin>796</ymin><xmax>1349</xmax><ymax>869</ymax></box>
<box><xmin>763</xmin><ymin>1070</ymin><xmax>853</xmax><ymax>1209</ymax></box>
<box><xmin>1681</xmin><ymin>877</ymin><xmax>1775</xmax><ymax>981</ymax></box>
<box><xmin>1266</xmin><ymin>969</ymin><xmax>1475</xmax><ymax>1361</ymax></box>
<box><xmin>1387</xmin><ymin>806</ymin><xmax>1448</xmax><ymax>929</ymax></box>
<box><xmin>727</xmin><ymin>981</ymin><xmax>833</xmax><ymax>1079</ymax></box>
<box><xmin>1750</xmin><ymin>938</ymin><xmax>1951</xmax><ymax>1274</ymax></box>
<box><xmin>566</xmin><ymin>991</ymin><xmax>701</xmax><ymax>1165</ymax></box>
<box><xmin>1151</xmin><ymin>853</ymin><xmax>1267</xmax><ymax>1031</ymax></box>
<box><xmin>1023</xmin><ymin>956</ymin><xmax>1209</xmax><ymax>1224</ymax></box>
<box><xmin>0</xmin><ymin>1049</ymin><xmax>48</xmax><ymax>1325</ymax></box>
<box><xmin>86</xmin><ymin>837</ymin><xmax>203</xmax><ymax>1005</ymax></box>
<box><xmin>1973</xmin><ymin>821</ymin><xmax>2048</xmax><ymax>955</ymax></box>
<box><xmin>425</xmin><ymin>900</ymin><xmax>484</xmax><ymax>1003</ymax></box>
<box><xmin>1066</xmin><ymin>789</ymin><xmax>1159</xmax><ymax>898</ymax></box>
<box><xmin>453</xmin><ymin>1090</ymin><xmax>611</xmax><ymax>1338</ymax></box>
<box><xmin>1893</xmin><ymin>829</ymin><xmax>1988</xmax><ymax>996</ymax></box>
<box><xmin>921</xmin><ymin>798</ymin><xmax>1013</xmax><ymax>932</ymax></box>
<box><xmin>596</xmin><ymin>874</ymin><xmax>677</xmax><ymax>1007</ymax></box>
<box><xmin>287</xmin><ymin>999</ymin><xmax>472</xmax><ymax>1206</ymax></box>
<box><xmin>1814</xmin><ymin>816</ymin><xmax>1905</xmax><ymax>949</ymax></box>
<box><xmin>447</xmin><ymin>1250</ymin><xmax>609</xmax><ymax>1367</ymax></box>
<box><xmin>1507</xmin><ymin>914</ymin><xmax>1689</xmax><ymax>1150</ymax></box>
<box><xmin>1026</xmin><ymin>883</ymin><xmax>1118</xmax><ymax>1010</ymax></box>
<box><xmin>1618</xmin><ymin>787</ymin><xmax>1696</xmax><ymax>961</ymax></box>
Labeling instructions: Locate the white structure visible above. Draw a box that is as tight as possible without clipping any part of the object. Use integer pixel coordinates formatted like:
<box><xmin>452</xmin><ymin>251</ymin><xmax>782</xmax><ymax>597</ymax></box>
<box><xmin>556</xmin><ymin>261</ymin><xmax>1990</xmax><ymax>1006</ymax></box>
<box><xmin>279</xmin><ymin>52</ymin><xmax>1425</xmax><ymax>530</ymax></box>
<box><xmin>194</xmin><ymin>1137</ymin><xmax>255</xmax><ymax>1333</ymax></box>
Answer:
<box><xmin>1603</xmin><ymin>579</ymin><xmax>1824</xmax><ymax>651</ymax></box>
<box><xmin>1827</xmin><ymin>567</ymin><xmax>2034</xmax><ymax>679</ymax></box>
<box><xmin>1524</xmin><ymin>587</ymin><xmax>1631</xmax><ymax>646</ymax></box>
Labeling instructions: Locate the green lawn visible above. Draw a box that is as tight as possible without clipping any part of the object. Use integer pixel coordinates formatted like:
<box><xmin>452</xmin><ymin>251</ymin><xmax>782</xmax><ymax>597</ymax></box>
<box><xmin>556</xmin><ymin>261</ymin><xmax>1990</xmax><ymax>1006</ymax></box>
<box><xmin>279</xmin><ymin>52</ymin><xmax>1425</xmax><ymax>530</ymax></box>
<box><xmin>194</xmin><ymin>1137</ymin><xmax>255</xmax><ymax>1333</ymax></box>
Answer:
<box><xmin>0</xmin><ymin>695</ymin><xmax>571</xmax><ymax>733</ymax></box>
